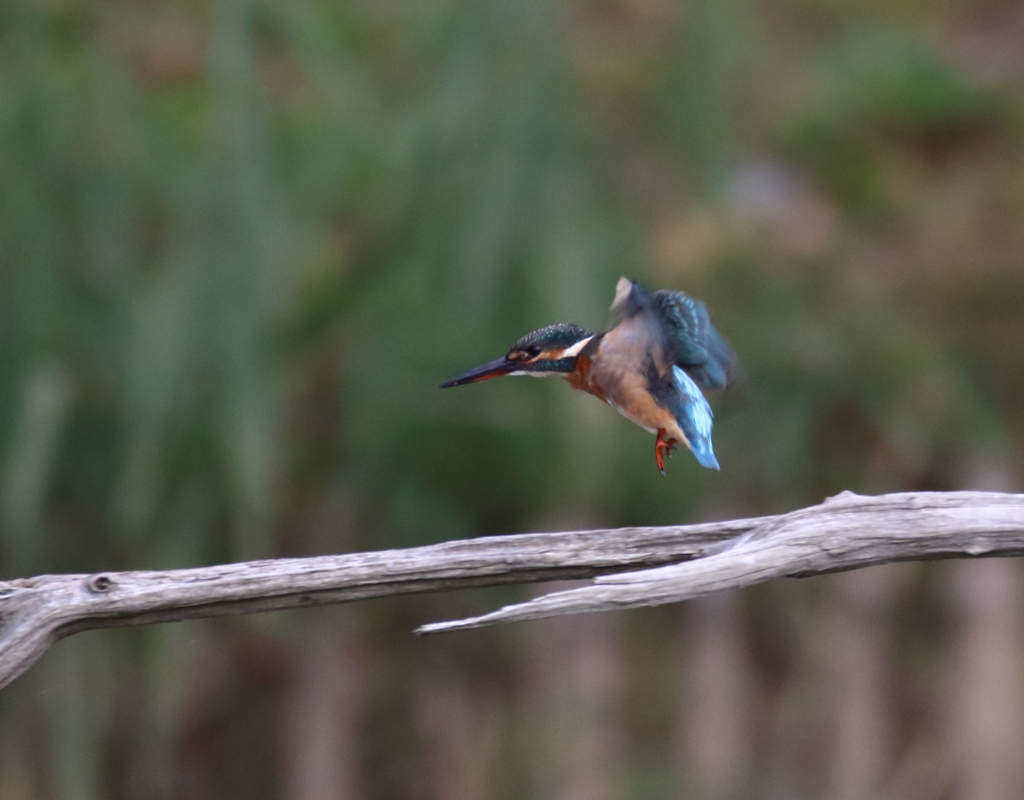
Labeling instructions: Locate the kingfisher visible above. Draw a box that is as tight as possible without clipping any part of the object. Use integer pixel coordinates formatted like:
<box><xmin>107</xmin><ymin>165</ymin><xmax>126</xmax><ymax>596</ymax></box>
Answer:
<box><xmin>440</xmin><ymin>278</ymin><xmax>738</xmax><ymax>473</ymax></box>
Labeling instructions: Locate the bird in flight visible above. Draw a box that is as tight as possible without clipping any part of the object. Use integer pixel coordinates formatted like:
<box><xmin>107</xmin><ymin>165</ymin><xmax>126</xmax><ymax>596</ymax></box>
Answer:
<box><xmin>441</xmin><ymin>278</ymin><xmax>738</xmax><ymax>473</ymax></box>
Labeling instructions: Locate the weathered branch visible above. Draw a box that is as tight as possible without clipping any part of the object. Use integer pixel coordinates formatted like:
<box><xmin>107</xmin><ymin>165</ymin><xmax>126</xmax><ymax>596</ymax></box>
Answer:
<box><xmin>419</xmin><ymin>490</ymin><xmax>1024</xmax><ymax>632</ymax></box>
<box><xmin>1</xmin><ymin>491</ymin><xmax>1023</xmax><ymax>690</ymax></box>
<box><xmin>0</xmin><ymin>516</ymin><xmax>751</xmax><ymax>689</ymax></box>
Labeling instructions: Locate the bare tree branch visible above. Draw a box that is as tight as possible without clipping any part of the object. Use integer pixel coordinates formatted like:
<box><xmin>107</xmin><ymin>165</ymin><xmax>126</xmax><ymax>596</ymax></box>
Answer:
<box><xmin>0</xmin><ymin>516</ymin><xmax>752</xmax><ymax>690</ymax></box>
<box><xmin>1</xmin><ymin>491</ymin><xmax>1022</xmax><ymax>689</ymax></box>
<box><xmin>419</xmin><ymin>491</ymin><xmax>1024</xmax><ymax>632</ymax></box>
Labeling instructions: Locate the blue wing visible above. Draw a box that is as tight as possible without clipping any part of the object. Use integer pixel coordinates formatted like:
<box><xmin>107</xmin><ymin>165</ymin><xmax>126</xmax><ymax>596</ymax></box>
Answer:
<box><xmin>654</xmin><ymin>290</ymin><xmax>736</xmax><ymax>392</ymax></box>
<box><xmin>611</xmin><ymin>279</ymin><xmax>737</xmax><ymax>393</ymax></box>
<box><xmin>611</xmin><ymin>278</ymin><xmax>728</xmax><ymax>470</ymax></box>
<box><xmin>671</xmin><ymin>366</ymin><xmax>719</xmax><ymax>470</ymax></box>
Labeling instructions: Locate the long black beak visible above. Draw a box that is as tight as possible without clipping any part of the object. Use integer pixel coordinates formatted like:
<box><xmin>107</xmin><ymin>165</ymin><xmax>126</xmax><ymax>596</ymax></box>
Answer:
<box><xmin>440</xmin><ymin>357</ymin><xmax>518</xmax><ymax>388</ymax></box>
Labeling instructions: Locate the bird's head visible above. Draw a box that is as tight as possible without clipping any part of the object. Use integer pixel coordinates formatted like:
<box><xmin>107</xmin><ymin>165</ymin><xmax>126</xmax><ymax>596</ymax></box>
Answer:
<box><xmin>440</xmin><ymin>323</ymin><xmax>595</xmax><ymax>387</ymax></box>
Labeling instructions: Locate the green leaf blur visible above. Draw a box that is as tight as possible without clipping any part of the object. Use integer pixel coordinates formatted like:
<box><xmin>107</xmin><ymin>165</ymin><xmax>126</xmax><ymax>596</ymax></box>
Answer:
<box><xmin>1</xmin><ymin>0</ymin><xmax>1023</xmax><ymax>797</ymax></box>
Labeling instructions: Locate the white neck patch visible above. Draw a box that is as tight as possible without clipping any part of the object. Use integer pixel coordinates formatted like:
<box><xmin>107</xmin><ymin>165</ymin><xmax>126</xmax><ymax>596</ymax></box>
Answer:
<box><xmin>558</xmin><ymin>335</ymin><xmax>594</xmax><ymax>359</ymax></box>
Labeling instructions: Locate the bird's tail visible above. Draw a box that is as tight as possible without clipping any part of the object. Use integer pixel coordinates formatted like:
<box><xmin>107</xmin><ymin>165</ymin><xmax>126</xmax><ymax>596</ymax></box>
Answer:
<box><xmin>672</xmin><ymin>366</ymin><xmax>720</xmax><ymax>470</ymax></box>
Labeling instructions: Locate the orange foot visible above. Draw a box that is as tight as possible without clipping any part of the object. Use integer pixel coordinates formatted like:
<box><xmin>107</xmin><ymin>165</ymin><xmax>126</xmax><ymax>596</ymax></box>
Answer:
<box><xmin>654</xmin><ymin>428</ymin><xmax>678</xmax><ymax>474</ymax></box>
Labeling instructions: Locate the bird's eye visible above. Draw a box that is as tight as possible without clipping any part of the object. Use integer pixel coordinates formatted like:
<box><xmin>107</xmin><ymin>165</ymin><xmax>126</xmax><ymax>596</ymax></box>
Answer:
<box><xmin>525</xmin><ymin>346</ymin><xmax>542</xmax><ymax>359</ymax></box>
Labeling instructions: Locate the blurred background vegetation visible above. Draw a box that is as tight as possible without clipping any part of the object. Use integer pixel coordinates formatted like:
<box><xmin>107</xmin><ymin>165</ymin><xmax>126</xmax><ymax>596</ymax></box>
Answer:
<box><xmin>2</xmin><ymin>0</ymin><xmax>1024</xmax><ymax>798</ymax></box>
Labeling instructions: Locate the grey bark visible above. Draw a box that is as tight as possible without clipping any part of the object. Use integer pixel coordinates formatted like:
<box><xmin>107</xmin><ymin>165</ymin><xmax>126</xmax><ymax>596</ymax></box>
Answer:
<box><xmin>419</xmin><ymin>491</ymin><xmax>1024</xmax><ymax>632</ymax></box>
<box><xmin>1</xmin><ymin>490</ymin><xmax>1022</xmax><ymax>690</ymax></box>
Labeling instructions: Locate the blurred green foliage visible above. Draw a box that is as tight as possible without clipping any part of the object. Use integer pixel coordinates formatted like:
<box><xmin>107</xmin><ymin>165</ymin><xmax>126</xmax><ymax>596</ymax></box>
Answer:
<box><xmin>1</xmin><ymin>0</ymin><xmax>1023</xmax><ymax>797</ymax></box>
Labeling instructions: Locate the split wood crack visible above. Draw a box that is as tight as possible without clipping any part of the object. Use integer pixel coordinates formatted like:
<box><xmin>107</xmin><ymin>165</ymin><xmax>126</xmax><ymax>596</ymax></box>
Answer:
<box><xmin>1</xmin><ymin>490</ymin><xmax>1022</xmax><ymax>689</ymax></box>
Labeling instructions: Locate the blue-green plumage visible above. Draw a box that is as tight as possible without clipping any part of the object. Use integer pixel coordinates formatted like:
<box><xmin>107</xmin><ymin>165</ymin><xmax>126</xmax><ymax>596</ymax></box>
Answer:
<box><xmin>440</xmin><ymin>278</ymin><xmax>738</xmax><ymax>472</ymax></box>
<box><xmin>612</xmin><ymin>279</ymin><xmax>737</xmax><ymax>393</ymax></box>
<box><xmin>510</xmin><ymin>323</ymin><xmax>593</xmax><ymax>354</ymax></box>
<box><xmin>654</xmin><ymin>291</ymin><xmax>735</xmax><ymax>391</ymax></box>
